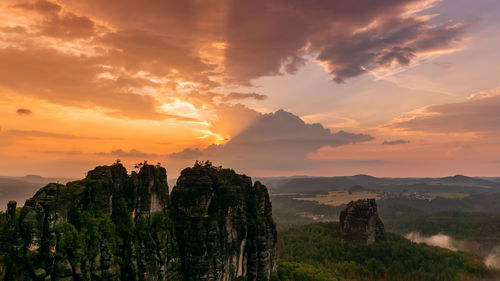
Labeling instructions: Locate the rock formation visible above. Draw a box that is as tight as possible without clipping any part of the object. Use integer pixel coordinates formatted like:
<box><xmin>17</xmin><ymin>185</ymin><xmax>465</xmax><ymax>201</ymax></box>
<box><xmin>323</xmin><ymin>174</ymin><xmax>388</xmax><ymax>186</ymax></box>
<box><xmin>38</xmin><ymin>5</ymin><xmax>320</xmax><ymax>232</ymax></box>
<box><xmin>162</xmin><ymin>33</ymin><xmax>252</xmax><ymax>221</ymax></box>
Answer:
<box><xmin>339</xmin><ymin>199</ymin><xmax>384</xmax><ymax>244</ymax></box>
<box><xmin>171</xmin><ymin>163</ymin><xmax>277</xmax><ymax>281</ymax></box>
<box><xmin>0</xmin><ymin>161</ymin><xmax>277</xmax><ymax>281</ymax></box>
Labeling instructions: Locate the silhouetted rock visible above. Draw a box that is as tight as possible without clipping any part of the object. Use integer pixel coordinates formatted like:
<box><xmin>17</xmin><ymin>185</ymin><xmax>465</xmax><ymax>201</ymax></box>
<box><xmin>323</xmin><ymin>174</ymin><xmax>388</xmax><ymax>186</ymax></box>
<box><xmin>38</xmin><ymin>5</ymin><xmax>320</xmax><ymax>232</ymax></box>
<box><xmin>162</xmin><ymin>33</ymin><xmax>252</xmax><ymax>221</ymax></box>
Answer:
<box><xmin>339</xmin><ymin>199</ymin><xmax>384</xmax><ymax>244</ymax></box>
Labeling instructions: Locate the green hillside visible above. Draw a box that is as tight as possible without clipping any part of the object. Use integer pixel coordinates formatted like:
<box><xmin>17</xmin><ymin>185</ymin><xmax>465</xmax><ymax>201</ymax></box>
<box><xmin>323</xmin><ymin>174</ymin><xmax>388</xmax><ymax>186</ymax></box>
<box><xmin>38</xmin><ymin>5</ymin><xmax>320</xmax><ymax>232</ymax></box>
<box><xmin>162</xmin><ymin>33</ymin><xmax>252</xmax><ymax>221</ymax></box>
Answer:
<box><xmin>271</xmin><ymin>222</ymin><xmax>488</xmax><ymax>281</ymax></box>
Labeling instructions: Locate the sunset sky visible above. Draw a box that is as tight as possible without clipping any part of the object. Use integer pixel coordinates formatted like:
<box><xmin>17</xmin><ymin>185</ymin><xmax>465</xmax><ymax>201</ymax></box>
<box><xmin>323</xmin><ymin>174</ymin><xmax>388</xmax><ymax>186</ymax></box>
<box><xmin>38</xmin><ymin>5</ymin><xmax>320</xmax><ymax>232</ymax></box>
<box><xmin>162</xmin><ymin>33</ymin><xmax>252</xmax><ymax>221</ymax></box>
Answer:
<box><xmin>1</xmin><ymin>0</ymin><xmax>500</xmax><ymax>178</ymax></box>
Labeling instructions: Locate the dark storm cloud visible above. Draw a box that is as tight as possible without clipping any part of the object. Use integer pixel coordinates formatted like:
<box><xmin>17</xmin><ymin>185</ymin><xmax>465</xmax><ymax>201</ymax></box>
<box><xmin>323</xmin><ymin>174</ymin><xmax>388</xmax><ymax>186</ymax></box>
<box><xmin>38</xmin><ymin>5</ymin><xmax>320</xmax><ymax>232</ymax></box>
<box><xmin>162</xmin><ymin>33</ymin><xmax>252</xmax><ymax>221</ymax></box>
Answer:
<box><xmin>382</xmin><ymin>140</ymin><xmax>410</xmax><ymax>145</ymax></box>
<box><xmin>169</xmin><ymin>110</ymin><xmax>373</xmax><ymax>170</ymax></box>
<box><xmin>225</xmin><ymin>0</ymin><xmax>467</xmax><ymax>84</ymax></box>
<box><xmin>41</xmin><ymin>0</ymin><xmax>466</xmax><ymax>85</ymax></box>
<box><xmin>16</xmin><ymin>108</ymin><xmax>32</xmax><ymax>115</ymax></box>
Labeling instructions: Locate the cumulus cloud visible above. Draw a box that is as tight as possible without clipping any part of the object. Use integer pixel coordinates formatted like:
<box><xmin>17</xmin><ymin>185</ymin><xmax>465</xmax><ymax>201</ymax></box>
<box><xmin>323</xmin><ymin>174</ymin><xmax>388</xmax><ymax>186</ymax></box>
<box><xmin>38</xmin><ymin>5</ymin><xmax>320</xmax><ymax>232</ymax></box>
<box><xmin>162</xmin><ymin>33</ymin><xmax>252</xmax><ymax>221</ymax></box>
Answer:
<box><xmin>382</xmin><ymin>139</ymin><xmax>410</xmax><ymax>145</ymax></box>
<box><xmin>16</xmin><ymin>108</ymin><xmax>32</xmax><ymax>115</ymax></box>
<box><xmin>168</xmin><ymin>110</ymin><xmax>372</xmax><ymax>171</ymax></box>
<box><xmin>389</xmin><ymin>88</ymin><xmax>500</xmax><ymax>133</ymax></box>
<box><xmin>206</xmin><ymin>103</ymin><xmax>263</xmax><ymax>139</ymax></box>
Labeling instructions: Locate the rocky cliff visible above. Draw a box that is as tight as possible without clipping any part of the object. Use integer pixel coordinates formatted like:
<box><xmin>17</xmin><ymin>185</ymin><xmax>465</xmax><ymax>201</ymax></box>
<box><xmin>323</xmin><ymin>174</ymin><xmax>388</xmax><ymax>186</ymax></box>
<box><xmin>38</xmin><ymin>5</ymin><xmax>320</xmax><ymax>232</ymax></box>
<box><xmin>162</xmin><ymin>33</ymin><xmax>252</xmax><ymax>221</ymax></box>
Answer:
<box><xmin>339</xmin><ymin>199</ymin><xmax>384</xmax><ymax>244</ymax></box>
<box><xmin>0</xmin><ymin>161</ymin><xmax>277</xmax><ymax>281</ymax></box>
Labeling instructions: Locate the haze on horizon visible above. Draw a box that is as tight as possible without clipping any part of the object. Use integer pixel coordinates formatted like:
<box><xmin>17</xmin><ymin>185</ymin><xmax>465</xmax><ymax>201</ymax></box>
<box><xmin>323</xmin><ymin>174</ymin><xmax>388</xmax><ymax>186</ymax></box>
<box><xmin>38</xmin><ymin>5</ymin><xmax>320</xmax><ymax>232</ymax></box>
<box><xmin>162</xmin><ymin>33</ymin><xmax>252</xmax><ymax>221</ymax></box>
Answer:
<box><xmin>1</xmin><ymin>0</ymin><xmax>500</xmax><ymax>178</ymax></box>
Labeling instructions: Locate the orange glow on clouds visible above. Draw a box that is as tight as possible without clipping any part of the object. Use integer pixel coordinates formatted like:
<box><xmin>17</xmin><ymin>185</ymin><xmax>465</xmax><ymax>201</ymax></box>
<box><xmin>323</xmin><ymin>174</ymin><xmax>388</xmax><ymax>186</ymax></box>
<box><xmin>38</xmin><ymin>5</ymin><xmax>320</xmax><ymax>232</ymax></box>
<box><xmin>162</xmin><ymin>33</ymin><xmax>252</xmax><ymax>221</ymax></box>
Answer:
<box><xmin>1</xmin><ymin>0</ymin><xmax>499</xmax><ymax>178</ymax></box>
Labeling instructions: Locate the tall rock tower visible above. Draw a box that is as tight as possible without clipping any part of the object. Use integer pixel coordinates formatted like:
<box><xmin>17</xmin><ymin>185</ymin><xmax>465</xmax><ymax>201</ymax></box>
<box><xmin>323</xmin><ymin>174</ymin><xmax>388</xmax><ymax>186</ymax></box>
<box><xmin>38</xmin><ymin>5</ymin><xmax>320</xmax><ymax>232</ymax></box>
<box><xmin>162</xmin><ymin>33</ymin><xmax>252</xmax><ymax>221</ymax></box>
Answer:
<box><xmin>339</xmin><ymin>199</ymin><xmax>385</xmax><ymax>244</ymax></box>
<box><xmin>170</xmin><ymin>161</ymin><xmax>277</xmax><ymax>281</ymax></box>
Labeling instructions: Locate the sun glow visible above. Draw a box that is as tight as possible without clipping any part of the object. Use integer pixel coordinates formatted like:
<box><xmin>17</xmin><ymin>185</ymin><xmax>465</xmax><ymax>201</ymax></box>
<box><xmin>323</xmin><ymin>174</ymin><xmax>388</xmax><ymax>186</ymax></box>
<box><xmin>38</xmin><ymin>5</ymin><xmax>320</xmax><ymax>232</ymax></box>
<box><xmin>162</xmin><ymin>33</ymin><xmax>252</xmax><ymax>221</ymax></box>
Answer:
<box><xmin>196</xmin><ymin>128</ymin><xmax>227</xmax><ymax>144</ymax></box>
<box><xmin>159</xmin><ymin>99</ymin><xmax>202</xmax><ymax>119</ymax></box>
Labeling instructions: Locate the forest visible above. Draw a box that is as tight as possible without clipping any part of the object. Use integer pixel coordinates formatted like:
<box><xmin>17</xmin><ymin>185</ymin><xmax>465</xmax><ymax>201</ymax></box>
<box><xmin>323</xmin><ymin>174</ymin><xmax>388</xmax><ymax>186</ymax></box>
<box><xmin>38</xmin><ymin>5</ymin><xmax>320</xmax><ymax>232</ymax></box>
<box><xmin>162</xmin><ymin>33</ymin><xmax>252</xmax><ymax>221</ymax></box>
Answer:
<box><xmin>270</xmin><ymin>222</ymin><xmax>489</xmax><ymax>281</ymax></box>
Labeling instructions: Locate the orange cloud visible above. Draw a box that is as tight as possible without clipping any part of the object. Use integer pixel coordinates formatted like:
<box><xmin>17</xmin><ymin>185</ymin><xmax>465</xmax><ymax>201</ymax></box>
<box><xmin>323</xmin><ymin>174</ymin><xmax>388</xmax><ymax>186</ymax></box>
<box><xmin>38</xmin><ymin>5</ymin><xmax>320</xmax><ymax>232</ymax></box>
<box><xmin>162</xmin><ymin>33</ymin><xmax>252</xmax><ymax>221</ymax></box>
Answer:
<box><xmin>388</xmin><ymin>88</ymin><xmax>500</xmax><ymax>134</ymax></box>
<box><xmin>0</xmin><ymin>0</ymin><xmax>477</xmax><ymax>177</ymax></box>
<box><xmin>39</xmin><ymin>13</ymin><xmax>95</xmax><ymax>39</ymax></box>
<box><xmin>12</xmin><ymin>0</ymin><xmax>61</xmax><ymax>15</ymax></box>
<box><xmin>0</xmin><ymin>0</ymin><xmax>468</xmax><ymax>123</ymax></box>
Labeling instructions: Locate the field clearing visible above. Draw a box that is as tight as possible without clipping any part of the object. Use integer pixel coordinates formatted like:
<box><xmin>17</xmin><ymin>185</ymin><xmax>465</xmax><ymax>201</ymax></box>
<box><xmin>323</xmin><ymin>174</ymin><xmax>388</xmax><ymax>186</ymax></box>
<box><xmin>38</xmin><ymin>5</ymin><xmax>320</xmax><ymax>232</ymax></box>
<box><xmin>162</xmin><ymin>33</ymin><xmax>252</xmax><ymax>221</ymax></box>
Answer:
<box><xmin>293</xmin><ymin>190</ymin><xmax>379</xmax><ymax>206</ymax></box>
<box><xmin>424</xmin><ymin>192</ymin><xmax>470</xmax><ymax>199</ymax></box>
<box><xmin>272</xmin><ymin>193</ymin><xmax>302</xmax><ymax>196</ymax></box>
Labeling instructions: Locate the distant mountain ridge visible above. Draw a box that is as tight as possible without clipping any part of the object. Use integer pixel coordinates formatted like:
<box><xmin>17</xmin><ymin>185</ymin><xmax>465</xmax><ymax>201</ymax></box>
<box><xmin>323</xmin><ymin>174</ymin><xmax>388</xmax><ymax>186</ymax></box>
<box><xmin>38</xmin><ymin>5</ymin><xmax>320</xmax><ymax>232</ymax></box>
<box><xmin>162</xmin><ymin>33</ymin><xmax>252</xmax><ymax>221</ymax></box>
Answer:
<box><xmin>0</xmin><ymin>175</ymin><xmax>76</xmax><ymax>211</ymax></box>
<box><xmin>265</xmin><ymin>174</ymin><xmax>500</xmax><ymax>194</ymax></box>
<box><xmin>3</xmin><ymin>173</ymin><xmax>500</xmax><ymax>211</ymax></box>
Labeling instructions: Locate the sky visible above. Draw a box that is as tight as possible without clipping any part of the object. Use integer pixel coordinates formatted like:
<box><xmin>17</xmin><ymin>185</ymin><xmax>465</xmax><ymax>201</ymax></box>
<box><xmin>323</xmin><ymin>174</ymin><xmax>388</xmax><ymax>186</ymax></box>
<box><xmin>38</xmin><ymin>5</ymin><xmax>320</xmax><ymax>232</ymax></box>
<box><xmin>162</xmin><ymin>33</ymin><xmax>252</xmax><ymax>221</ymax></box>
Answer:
<box><xmin>1</xmin><ymin>0</ymin><xmax>500</xmax><ymax>178</ymax></box>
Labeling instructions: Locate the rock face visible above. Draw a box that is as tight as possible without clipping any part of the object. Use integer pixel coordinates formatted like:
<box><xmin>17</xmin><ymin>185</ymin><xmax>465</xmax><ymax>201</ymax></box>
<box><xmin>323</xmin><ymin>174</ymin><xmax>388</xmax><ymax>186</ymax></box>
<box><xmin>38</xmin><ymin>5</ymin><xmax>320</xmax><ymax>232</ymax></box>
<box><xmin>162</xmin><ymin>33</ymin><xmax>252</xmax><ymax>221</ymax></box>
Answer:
<box><xmin>171</xmin><ymin>164</ymin><xmax>277</xmax><ymax>281</ymax></box>
<box><xmin>0</xmin><ymin>161</ymin><xmax>277</xmax><ymax>281</ymax></box>
<box><xmin>339</xmin><ymin>199</ymin><xmax>384</xmax><ymax>244</ymax></box>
